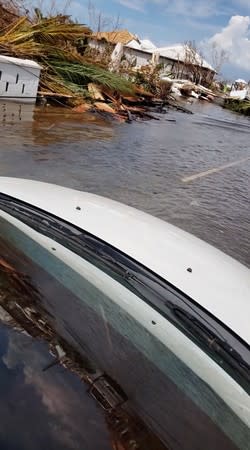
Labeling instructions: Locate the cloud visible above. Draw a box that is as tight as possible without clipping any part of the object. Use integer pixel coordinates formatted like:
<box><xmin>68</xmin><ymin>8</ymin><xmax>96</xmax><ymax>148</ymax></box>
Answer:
<box><xmin>164</xmin><ymin>0</ymin><xmax>218</xmax><ymax>17</ymax></box>
<box><xmin>2</xmin><ymin>331</ymin><xmax>110</xmax><ymax>450</ymax></box>
<box><xmin>118</xmin><ymin>0</ymin><xmax>146</xmax><ymax>12</ymax></box>
<box><xmin>165</xmin><ymin>0</ymin><xmax>237</xmax><ymax>18</ymax></box>
<box><xmin>116</xmin><ymin>0</ymin><xmax>233</xmax><ymax>17</ymax></box>
<box><xmin>209</xmin><ymin>15</ymin><xmax>250</xmax><ymax>70</ymax></box>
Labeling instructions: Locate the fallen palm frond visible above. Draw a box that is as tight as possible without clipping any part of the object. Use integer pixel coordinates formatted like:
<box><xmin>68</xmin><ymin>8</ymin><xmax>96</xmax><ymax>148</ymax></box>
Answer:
<box><xmin>0</xmin><ymin>13</ymin><xmax>91</xmax><ymax>66</ymax></box>
<box><xmin>3</xmin><ymin>16</ymin><xmax>27</xmax><ymax>36</ymax></box>
<box><xmin>50</xmin><ymin>60</ymin><xmax>134</xmax><ymax>94</ymax></box>
<box><xmin>0</xmin><ymin>16</ymin><xmax>91</xmax><ymax>54</ymax></box>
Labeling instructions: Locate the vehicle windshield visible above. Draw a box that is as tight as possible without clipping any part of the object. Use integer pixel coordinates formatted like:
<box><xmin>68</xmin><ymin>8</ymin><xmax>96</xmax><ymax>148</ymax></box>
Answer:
<box><xmin>0</xmin><ymin>195</ymin><xmax>249</xmax><ymax>450</ymax></box>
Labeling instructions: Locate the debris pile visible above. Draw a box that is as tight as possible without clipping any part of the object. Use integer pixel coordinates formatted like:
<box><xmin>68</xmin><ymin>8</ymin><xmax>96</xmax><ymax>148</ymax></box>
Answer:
<box><xmin>0</xmin><ymin>3</ymin><xmax>179</xmax><ymax>119</ymax></box>
<box><xmin>0</xmin><ymin>5</ymin><xmax>134</xmax><ymax>104</ymax></box>
<box><xmin>73</xmin><ymin>82</ymin><xmax>172</xmax><ymax>122</ymax></box>
<box><xmin>0</xmin><ymin>1</ymin><xmax>222</xmax><ymax>119</ymax></box>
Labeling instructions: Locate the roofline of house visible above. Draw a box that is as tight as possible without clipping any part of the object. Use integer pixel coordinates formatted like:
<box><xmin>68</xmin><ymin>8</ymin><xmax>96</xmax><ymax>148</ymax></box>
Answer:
<box><xmin>124</xmin><ymin>45</ymin><xmax>215</xmax><ymax>72</ymax></box>
<box><xmin>89</xmin><ymin>37</ymin><xmax>215</xmax><ymax>72</ymax></box>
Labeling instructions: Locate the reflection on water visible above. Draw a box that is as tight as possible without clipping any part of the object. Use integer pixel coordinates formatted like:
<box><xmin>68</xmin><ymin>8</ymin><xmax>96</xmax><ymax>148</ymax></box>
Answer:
<box><xmin>31</xmin><ymin>109</ymin><xmax>115</xmax><ymax>147</ymax></box>
<box><xmin>1</xmin><ymin>330</ymin><xmax>111</xmax><ymax>450</ymax></box>
<box><xmin>0</xmin><ymin>239</ymin><xmax>169</xmax><ymax>450</ymax></box>
<box><xmin>0</xmin><ymin>102</ymin><xmax>114</xmax><ymax>148</ymax></box>
<box><xmin>0</xmin><ymin>328</ymin><xmax>111</xmax><ymax>450</ymax></box>
<box><xmin>0</xmin><ymin>244</ymin><xmax>111</xmax><ymax>450</ymax></box>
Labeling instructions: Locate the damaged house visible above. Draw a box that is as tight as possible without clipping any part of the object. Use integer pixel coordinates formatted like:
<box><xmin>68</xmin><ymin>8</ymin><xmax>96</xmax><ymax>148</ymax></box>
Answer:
<box><xmin>88</xmin><ymin>30</ymin><xmax>216</xmax><ymax>86</ymax></box>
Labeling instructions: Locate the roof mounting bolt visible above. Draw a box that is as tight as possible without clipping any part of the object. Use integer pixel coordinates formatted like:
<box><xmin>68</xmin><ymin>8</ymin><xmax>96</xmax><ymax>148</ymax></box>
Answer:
<box><xmin>187</xmin><ymin>267</ymin><xmax>192</xmax><ymax>273</ymax></box>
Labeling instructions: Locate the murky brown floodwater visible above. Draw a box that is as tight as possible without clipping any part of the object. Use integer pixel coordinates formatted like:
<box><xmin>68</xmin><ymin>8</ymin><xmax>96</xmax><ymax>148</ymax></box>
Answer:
<box><xmin>0</xmin><ymin>100</ymin><xmax>249</xmax><ymax>266</ymax></box>
<box><xmin>0</xmin><ymin>100</ymin><xmax>249</xmax><ymax>450</ymax></box>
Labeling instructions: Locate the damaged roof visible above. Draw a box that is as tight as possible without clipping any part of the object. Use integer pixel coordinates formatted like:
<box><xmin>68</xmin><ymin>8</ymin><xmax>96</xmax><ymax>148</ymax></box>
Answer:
<box><xmin>91</xmin><ymin>29</ymin><xmax>139</xmax><ymax>45</ymax></box>
<box><xmin>157</xmin><ymin>44</ymin><xmax>214</xmax><ymax>71</ymax></box>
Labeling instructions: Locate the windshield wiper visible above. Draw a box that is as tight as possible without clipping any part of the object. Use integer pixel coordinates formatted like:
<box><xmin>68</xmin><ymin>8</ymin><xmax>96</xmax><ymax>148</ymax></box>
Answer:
<box><xmin>170</xmin><ymin>305</ymin><xmax>250</xmax><ymax>391</ymax></box>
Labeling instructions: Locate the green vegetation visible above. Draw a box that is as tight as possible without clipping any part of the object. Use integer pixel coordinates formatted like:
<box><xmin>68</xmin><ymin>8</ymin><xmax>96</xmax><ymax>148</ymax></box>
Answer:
<box><xmin>224</xmin><ymin>98</ymin><xmax>250</xmax><ymax>116</ymax></box>
<box><xmin>51</xmin><ymin>60</ymin><xmax>133</xmax><ymax>94</ymax></box>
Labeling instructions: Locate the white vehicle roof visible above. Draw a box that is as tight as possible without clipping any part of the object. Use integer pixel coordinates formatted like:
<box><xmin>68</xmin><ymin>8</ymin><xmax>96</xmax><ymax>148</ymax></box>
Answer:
<box><xmin>0</xmin><ymin>177</ymin><xmax>249</xmax><ymax>344</ymax></box>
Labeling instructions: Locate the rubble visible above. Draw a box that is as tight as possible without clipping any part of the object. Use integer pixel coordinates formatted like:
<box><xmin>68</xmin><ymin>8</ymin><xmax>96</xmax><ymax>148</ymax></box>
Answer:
<box><xmin>0</xmin><ymin>2</ymin><xmax>225</xmax><ymax>121</ymax></box>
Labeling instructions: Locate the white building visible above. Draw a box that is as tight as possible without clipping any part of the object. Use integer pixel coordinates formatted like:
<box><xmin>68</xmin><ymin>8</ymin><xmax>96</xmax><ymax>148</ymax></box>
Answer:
<box><xmin>89</xmin><ymin>31</ymin><xmax>216</xmax><ymax>85</ymax></box>
<box><xmin>0</xmin><ymin>55</ymin><xmax>41</xmax><ymax>103</ymax></box>
<box><xmin>125</xmin><ymin>42</ymin><xmax>215</xmax><ymax>84</ymax></box>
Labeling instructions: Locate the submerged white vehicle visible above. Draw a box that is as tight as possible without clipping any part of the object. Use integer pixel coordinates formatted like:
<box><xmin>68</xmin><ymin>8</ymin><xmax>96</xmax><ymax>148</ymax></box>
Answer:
<box><xmin>0</xmin><ymin>177</ymin><xmax>249</xmax><ymax>450</ymax></box>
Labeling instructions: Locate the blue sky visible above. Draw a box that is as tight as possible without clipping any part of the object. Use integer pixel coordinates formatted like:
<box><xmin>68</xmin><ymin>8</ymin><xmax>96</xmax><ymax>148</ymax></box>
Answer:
<box><xmin>70</xmin><ymin>0</ymin><xmax>250</xmax><ymax>79</ymax></box>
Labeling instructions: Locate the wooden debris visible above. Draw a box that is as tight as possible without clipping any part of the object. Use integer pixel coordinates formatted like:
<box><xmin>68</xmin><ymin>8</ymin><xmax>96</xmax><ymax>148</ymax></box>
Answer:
<box><xmin>38</xmin><ymin>91</ymin><xmax>73</xmax><ymax>98</ymax></box>
<box><xmin>122</xmin><ymin>96</ymin><xmax>141</xmax><ymax>103</ymax></box>
<box><xmin>88</xmin><ymin>83</ymin><xmax>105</xmax><ymax>101</ymax></box>
<box><xmin>134</xmin><ymin>86</ymin><xmax>154</xmax><ymax>97</ymax></box>
<box><xmin>124</xmin><ymin>106</ymin><xmax>146</xmax><ymax>113</ymax></box>
<box><xmin>180</xmin><ymin>85</ymin><xmax>193</xmax><ymax>97</ymax></box>
<box><xmin>94</xmin><ymin>102</ymin><xmax>116</xmax><ymax>113</ymax></box>
<box><xmin>73</xmin><ymin>103</ymin><xmax>92</xmax><ymax>112</ymax></box>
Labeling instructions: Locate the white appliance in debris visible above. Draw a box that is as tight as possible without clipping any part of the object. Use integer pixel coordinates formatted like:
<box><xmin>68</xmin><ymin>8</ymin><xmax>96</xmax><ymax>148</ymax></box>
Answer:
<box><xmin>0</xmin><ymin>55</ymin><xmax>41</xmax><ymax>103</ymax></box>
